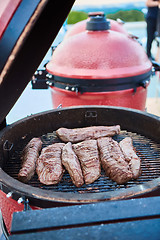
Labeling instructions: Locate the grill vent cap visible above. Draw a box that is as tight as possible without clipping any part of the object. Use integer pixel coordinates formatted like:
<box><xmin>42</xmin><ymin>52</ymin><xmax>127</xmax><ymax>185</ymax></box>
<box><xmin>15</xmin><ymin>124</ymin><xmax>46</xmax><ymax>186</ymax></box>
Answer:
<box><xmin>86</xmin><ymin>14</ymin><xmax>110</xmax><ymax>31</ymax></box>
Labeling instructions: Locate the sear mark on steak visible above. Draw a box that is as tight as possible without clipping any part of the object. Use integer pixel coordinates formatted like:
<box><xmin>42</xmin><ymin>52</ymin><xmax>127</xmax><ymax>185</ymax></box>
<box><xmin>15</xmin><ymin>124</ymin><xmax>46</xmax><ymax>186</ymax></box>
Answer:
<box><xmin>36</xmin><ymin>143</ymin><xmax>65</xmax><ymax>185</ymax></box>
<box><xmin>62</xmin><ymin>142</ymin><xmax>84</xmax><ymax>187</ymax></box>
<box><xmin>97</xmin><ymin>137</ymin><xmax>133</xmax><ymax>184</ymax></box>
<box><xmin>73</xmin><ymin>140</ymin><xmax>101</xmax><ymax>185</ymax></box>
<box><xmin>56</xmin><ymin>125</ymin><xmax>120</xmax><ymax>143</ymax></box>
<box><xmin>119</xmin><ymin>137</ymin><xmax>141</xmax><ymax>179</ymax></box>
<box><xmin>18</xmin><ymin>138</ymin><xmax>42</xmax><ymax>183</ymax></box>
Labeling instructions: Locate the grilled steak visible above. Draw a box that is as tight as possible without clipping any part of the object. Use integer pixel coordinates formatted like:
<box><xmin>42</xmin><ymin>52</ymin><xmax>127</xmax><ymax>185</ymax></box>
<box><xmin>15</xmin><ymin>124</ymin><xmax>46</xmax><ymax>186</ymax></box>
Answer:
<box><xmin>56</xmin><ymin>125</ymin><xmax>120</xmax><ymax>143</ymax></box>
<box><xmin>119</xmin><ymin>137</ymin><xmax>141</xmax><ymax>179</ymax></box>
<box><xmin>62</xmin><ymin>142</ymin><xmax>84</xmax><ymax>187</ymax></box>
<box><xmin>97</xmin><ymin>137</ymin><xmax>132</xmax><ymax>184</ymax></box>
<box><xmin>73</xmin><ymin>140</ymin><xmax>101</xmax><ymax>184</ymax></box>
<box><xmin>18</xmin><ymin>138</ymin><xmax>42</xmax><ymax>183</ymax></box>
<box><xmin>36</xmin><ymin>143</ymin><xmax>65</xmax><ymax>185</ymax></box>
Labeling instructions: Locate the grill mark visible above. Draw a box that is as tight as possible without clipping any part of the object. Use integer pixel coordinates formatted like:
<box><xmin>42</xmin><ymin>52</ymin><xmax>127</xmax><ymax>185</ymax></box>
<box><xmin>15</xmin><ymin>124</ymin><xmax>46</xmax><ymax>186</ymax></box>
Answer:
<box><xmin>3</xmin><ymin>130</ymin><xmax>160</xmax><ymax>193</ymax></box>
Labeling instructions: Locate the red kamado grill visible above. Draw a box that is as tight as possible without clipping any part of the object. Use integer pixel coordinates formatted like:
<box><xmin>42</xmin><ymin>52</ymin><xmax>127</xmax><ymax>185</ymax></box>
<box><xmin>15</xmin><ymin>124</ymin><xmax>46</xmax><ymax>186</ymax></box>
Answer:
<box><xmin>46</xmin><ymin>12</ymin><xmax>152</xmax><ymax>110</ymax></box>
<box><xmin>0</xmin><ymin>0</ymin><xmax>160</xmax><ymax>238</ymax></box>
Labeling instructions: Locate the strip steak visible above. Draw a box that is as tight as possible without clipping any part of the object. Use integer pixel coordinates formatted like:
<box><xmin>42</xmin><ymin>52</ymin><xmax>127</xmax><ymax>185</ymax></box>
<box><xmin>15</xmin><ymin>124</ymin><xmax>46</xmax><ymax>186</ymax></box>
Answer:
<box><xmin>97</xmin><ymin>137</ymin><xmax>132</xmax><ymax>184</ymax></box>
<box><xmin>18</xmin><ymin>138</ymin><xmax>42</xmax><ymax>183</ymax></box>
<box><xmin>56</xmin><ymin>125</ymin><xmax>120</xmax><ymax>143</ymax></box>
<box><xmin>62</xmin><ymin>142</ymin><xmax>84</xmax><ymax>187</ymax></box>
<box><xmin>36</xmin><ymin>143</ymin><xmax>65</xmax><ymax>185</ymax></box>
<box><xmin>73</xmin><ymin>140</ymin><xmax>101</xmax><ymax>184</ymax></box>
<box><xmin>119</xmin><ymin>137</ymin><xmax>141</xmax><ymax>179</ymax></box>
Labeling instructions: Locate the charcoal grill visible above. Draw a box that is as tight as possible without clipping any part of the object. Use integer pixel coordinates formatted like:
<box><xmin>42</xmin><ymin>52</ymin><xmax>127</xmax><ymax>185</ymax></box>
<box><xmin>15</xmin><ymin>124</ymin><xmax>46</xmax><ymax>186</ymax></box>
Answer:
<box><xmin>3</xmin><ymin>126</ymin><xmax>160</xmax><ymax>198</ymax></box>
<box><xmin>0</xmin><ymin>0</ymin><xmax>160</xmax><ymax>237</ymax></box>
<box><xmin>0</xmin><ymin>106</ymin><xmax>160</xmax><ymax>208</ymax></box>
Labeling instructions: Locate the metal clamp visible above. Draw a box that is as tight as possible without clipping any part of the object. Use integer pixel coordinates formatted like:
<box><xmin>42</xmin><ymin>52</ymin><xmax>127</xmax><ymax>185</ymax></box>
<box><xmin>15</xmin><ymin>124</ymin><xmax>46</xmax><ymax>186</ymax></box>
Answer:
<box><xmin>31</xmin><ymin>69</ymin><xmax>49</xmax><ymax>89</ymax></box>
<box><xmin>18</xmin><ymin>197</ymin><xmax>31</xmax><ymax>211</ymax></box>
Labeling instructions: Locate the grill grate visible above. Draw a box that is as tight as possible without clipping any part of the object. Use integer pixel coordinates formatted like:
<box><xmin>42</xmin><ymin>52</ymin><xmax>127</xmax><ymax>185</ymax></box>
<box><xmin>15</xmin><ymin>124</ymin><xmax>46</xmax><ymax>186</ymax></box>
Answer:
<box><xmin>3</xmin><ymin>131</ymin><xmax>160</xmax><ymax>194</ymax></box>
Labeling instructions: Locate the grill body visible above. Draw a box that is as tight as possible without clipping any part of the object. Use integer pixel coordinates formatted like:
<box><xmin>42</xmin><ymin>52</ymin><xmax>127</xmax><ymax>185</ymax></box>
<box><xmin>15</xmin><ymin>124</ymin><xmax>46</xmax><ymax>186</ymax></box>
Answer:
<box><xmin>46</xmin><ymin>16</ymin><xmax>152</xmax><ymax>111</ymax></box>
<box><xmin>0</xmin><ymin>106</ymin><xmax>160</xmax><ymax>231</ymax></box>
<box><xmin>0</xmin><ymin>1</ymin><xmax>158</xmax><ymax>236</ymax></box>
<box><xmin>50</xmin><ymin>85</ymin><xmax>148</xmax><ymax>110</ymax></box>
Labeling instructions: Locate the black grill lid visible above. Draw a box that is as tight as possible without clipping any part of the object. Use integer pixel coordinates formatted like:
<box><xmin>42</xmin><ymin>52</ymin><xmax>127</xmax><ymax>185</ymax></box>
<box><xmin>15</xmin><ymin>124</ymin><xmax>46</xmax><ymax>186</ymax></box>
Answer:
<box><xmin>0</xmin><ymin>0</ymin><xmax>75</xmax><ymax>125</ymax></box>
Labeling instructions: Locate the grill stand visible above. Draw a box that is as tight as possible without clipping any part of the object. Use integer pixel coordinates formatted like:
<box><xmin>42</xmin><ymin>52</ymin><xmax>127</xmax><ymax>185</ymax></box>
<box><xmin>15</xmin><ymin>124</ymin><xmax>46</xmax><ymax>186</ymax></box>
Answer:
<box><xmin>10</xmin><ymin>196</ymin><xmax>160</xmax><ymax>240</ymax></box>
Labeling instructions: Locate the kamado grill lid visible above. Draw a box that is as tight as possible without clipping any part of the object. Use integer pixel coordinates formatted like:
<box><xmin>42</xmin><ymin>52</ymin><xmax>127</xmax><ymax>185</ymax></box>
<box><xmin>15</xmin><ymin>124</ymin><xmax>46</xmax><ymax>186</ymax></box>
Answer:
<box><xmin>46</xmin><ymin>14</ymin><xmax>152</xmax><ymax>92</ymax></box>
<box><xmin>0</xmin><ymin>0</ymin><xmax>75</xmax><ymax>124</ymax></box>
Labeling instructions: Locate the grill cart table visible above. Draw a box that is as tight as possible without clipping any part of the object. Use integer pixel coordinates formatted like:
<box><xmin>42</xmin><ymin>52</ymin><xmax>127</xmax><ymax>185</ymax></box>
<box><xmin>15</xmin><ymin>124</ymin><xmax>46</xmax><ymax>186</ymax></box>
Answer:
<box><xmin>10</xmin><ymin>196</ymin><xmax>160</xmax><ymax>240</ymax></box>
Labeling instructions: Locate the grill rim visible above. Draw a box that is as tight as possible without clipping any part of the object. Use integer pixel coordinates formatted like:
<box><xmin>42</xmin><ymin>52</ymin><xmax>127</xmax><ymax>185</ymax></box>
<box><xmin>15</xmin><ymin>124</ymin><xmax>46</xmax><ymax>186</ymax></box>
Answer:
<box><xmin>0</xmin><ymin>105</ymin><xmax>160</xmax><ymax>205</ymax></box>
<box><xmin>0</xmin><ymin>167</ymin><xmax>160</xmax><ymax>203</ymax></box>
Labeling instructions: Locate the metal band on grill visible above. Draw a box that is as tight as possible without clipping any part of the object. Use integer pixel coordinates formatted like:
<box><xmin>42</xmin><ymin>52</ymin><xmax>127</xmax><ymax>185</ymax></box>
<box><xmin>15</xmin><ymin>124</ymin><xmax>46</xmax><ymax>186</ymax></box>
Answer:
<box><xmin>47</xmin><ymin>70</ymin><xmax>152</xmax><ymax>93</ymax></box>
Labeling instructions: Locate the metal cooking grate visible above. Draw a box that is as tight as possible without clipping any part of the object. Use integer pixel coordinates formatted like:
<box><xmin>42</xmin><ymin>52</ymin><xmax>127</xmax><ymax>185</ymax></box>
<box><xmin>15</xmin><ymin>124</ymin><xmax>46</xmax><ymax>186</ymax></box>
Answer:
<box><xmin>3</xmin><ymin>131</ymin><xmax>160</xmax><ymax>193</ymax></box>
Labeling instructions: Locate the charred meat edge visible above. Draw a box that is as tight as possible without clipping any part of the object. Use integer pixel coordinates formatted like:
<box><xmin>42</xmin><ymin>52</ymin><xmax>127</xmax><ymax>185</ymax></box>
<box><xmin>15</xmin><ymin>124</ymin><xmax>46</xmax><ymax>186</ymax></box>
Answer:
<box><xmin>18</xmin><ymin>138</ymin><xmax>42</xmax><ymax>183</ymax></box>
<box><xmin>36</xmin><ymin>143</ymin><xmax>65</xmax><ymax>185</ymax></box>
<box><xmin>62</xmin><ymin>142</ymin><xmax>84</xmax><ymax>187</ymax></box>
<box><xmin>73</xmin><ymin>139</ymin><xmax>101</xmax><ymax>185</ymax></box>
<box><xmin>119</xmin><ymin>137</ymin><xmax>141</xmax><ymax>179</ymax></box>
<box><xmin>97</xmin><ymin>137</ymin><xmax>133</xmax><ymax>184</ymax></box>
<box><xmin>56</xmin><ymin>125</ymin><xmax>120</xmax><ymax>143</ymax></box>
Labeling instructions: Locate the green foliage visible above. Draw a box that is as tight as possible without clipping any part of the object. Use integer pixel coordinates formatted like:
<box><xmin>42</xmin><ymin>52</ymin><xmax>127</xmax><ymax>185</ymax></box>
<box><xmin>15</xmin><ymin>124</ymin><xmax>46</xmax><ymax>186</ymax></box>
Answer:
<box><xmin>67</xmin><ymin>10</ymin><xmax>145</xmax><ymax>24</ymax></box>
<box><xmin>67</xmin><ymin>11</ymin><xmax>88</xmax><ymax>24</ymax></box>
<box><xmin>107</xmin><ymin>10</ymin><xmax>145</xmax><ymax>22</ymax></box>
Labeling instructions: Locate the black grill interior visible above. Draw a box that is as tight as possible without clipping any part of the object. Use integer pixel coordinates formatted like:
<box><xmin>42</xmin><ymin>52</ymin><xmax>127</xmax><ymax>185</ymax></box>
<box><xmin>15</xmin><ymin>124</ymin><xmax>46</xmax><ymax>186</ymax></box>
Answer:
<box><xmin>3</xmin><ymin>130</ymin><xmax>160</xmax><ymax>194</ymax></box>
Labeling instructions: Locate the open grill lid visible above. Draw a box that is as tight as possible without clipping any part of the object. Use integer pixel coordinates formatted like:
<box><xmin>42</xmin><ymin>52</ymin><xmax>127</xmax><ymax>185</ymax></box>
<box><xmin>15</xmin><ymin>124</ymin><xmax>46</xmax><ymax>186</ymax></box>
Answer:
<box><xmin>0</xmin><ymin>0</ymin><xmax>75</xmax><ymax>125</ymax></box>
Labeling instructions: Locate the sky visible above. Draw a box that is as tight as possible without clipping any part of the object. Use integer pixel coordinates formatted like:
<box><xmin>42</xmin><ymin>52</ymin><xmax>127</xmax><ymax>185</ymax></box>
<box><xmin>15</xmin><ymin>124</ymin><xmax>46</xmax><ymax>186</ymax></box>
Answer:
<box><xmin>74</xmin><ymin>0</ymin><xmax>146</xmax><ymax>5</ymax></box>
